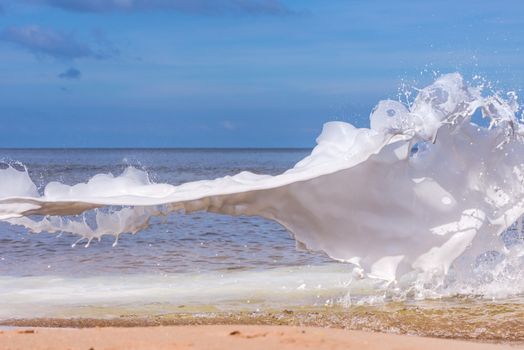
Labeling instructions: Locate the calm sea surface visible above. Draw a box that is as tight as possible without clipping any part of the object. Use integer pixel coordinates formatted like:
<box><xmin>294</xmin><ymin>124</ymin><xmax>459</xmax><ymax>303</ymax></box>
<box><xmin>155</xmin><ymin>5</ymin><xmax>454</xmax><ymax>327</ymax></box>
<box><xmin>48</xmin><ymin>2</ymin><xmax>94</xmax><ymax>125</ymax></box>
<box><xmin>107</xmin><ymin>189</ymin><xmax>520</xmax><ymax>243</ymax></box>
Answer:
<box><xmin>0</xmin><ymin>148</ymin><xmax>335</xmax><ymax>277</ymax></box>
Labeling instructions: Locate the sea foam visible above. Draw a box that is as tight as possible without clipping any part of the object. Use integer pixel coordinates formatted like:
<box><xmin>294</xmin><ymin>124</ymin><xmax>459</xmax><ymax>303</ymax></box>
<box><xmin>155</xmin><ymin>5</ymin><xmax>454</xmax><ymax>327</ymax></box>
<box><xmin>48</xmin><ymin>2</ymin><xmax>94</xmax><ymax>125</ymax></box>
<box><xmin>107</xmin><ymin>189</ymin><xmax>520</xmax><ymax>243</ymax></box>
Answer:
<box><xmin>1</xmin><ymin>73</ymin><xmax>524</xmax><ymax>293</ymax></box>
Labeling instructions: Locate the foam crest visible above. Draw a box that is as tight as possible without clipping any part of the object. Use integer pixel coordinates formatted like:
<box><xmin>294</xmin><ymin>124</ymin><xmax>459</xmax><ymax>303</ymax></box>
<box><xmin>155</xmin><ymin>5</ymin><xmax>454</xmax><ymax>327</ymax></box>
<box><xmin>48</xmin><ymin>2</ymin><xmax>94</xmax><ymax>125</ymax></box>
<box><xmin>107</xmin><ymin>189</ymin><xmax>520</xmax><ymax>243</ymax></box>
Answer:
<box><xmin>0</xmin><ymin>164</ymin><xmax>38</xmax><ymax>198</ymax></box>
<box><xmin>43</xmin><ymin>166</ymin><xmax>174</xmax><ymax>200</ymax></box>
<box><xmin>1</xmin><ymin>73</ymin><xmax>524</xmax><ymax>299</ymax></box>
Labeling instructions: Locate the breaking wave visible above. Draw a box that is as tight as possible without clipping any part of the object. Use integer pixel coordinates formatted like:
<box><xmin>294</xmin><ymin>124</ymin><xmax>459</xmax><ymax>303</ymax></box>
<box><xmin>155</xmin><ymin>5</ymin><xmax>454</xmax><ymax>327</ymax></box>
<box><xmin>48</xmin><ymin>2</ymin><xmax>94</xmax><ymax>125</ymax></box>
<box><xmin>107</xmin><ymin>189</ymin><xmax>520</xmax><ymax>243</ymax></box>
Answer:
<box><xmin>1</xmin><ymin>73</ymin><xmax>524</xmax><ymax>299</ymax></box>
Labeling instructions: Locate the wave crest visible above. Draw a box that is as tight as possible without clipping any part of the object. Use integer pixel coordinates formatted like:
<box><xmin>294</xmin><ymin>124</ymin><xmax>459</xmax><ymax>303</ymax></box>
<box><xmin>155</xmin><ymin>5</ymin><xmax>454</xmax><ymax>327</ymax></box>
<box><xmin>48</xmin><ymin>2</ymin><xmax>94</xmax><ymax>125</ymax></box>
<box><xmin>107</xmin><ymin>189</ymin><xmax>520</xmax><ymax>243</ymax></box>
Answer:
<box><xmin>1</xmin><ymin>73</ymin><xmax>523</xmax><ymax>297</ymax></box>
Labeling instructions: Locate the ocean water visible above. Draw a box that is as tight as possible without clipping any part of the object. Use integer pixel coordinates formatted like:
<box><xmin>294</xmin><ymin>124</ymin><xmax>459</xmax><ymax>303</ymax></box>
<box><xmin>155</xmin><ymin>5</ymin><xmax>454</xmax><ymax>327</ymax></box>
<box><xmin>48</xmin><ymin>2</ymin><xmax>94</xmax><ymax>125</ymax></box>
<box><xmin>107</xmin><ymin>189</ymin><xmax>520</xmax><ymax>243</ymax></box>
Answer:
<box><xmin>0</xmin><ymin>148</ymin><xmax>334</xmax><ymax>276</ymax></box>
<box><xmin>1</xmin><ymin>148</ymin><xmax>523</xmax><ymax>342</ymax></box>
<box><xmin>0</xmin><ymin>149</ymin><xmax>345</xmax><ymax>315</ymax></box>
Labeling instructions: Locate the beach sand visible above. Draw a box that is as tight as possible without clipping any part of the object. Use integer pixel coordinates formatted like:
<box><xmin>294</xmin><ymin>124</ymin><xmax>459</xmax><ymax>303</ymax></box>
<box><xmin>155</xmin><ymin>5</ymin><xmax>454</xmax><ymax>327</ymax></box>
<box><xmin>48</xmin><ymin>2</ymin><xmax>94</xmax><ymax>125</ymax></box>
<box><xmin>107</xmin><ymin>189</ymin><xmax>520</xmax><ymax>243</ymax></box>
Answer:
<box><xmin>5</xmin><ymin>304</ymin><xmax>524</xmax><ymax>342</ymax></box>
<box><xmin>1</xmin><ymin>325</ymin><xmax>522</xmax><ymax>350</ymax></box>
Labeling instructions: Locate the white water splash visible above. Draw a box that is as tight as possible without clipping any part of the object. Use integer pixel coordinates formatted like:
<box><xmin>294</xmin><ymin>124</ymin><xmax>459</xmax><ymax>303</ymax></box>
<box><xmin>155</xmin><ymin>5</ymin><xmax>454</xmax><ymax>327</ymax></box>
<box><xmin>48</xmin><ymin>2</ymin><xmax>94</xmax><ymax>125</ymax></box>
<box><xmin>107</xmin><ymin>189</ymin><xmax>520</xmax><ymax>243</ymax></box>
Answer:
<box><xmin>1</xmin><ymin>73</ymin><xmax>524</xmax><ymax>295</ymax></box>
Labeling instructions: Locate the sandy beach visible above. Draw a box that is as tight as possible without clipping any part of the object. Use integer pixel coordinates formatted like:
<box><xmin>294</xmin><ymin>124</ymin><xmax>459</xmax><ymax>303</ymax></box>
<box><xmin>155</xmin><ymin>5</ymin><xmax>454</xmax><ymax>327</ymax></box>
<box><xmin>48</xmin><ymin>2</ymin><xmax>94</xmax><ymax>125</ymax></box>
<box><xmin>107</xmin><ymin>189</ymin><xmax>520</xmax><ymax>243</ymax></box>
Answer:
<box><xmin>1</xmin><ymin>325</ymin><xmax>522</xmax><ymax>350</ymax></box>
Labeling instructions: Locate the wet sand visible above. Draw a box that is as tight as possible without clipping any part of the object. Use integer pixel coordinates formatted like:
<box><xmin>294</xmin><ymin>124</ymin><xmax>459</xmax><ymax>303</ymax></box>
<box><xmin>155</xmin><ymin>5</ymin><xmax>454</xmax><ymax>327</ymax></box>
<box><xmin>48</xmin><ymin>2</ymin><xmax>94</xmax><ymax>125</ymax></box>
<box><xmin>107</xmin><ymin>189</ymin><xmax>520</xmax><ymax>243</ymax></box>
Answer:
<box><xmin>1</xmin><ymin>325</ymin><xmax>522</xmax><ymax>350</ymax></box>
<box><xmin>4</xmin><ymin>302</ymin><xmax>524</xmax><ymax>343</ymax></box>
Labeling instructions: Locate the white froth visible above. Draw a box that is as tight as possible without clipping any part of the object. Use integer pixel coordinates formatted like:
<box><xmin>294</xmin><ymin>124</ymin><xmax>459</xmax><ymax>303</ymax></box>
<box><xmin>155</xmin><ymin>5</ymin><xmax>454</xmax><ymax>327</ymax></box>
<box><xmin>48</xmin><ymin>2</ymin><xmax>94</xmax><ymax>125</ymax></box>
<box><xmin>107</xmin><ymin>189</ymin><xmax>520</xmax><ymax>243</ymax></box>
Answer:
<box><xmin>1</xmin><ymin>73</ymin><xmax>524</xmax><ymax>297</ymax></box>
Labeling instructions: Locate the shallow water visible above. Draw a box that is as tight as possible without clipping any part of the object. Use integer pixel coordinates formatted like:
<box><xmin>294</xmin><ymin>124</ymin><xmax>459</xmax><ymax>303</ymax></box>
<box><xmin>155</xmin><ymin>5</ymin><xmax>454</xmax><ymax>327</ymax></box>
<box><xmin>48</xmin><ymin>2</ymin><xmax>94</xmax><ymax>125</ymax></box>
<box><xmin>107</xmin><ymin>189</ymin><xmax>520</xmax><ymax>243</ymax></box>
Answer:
<box><xmin>0</xmin><ymin>148</ymin><xmax>523</xmax><ymax>341</ymax></box>
<box><xmin>0</xmin><ymin>149</ymin><xmax>338</xmax><ymax>317</ymax></box>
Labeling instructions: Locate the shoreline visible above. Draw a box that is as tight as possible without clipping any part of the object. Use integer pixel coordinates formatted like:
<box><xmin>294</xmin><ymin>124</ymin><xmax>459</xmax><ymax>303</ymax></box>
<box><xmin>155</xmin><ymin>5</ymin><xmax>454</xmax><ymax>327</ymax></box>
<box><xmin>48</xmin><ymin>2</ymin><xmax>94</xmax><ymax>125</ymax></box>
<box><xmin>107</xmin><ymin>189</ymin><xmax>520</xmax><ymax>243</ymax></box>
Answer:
<box><xmin>1</xmin><ymin>325</ymin><xmax>522</xmax><ymax>350</ymax></box>
<box><xmin>2</xmin><ymin>308</ymin><xmax>524</xmax><ymax>344</ymax></box>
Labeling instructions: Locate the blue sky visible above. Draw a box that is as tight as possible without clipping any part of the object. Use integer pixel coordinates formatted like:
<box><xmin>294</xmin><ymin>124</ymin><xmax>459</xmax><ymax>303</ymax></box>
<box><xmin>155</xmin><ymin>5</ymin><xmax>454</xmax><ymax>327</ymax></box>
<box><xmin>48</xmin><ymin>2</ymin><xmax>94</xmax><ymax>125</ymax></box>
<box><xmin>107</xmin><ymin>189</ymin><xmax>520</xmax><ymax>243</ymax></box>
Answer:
<box><xmin>0</xmin><ymin>0</ymin><xmax>523</xmax><ymax>147</ymax></box>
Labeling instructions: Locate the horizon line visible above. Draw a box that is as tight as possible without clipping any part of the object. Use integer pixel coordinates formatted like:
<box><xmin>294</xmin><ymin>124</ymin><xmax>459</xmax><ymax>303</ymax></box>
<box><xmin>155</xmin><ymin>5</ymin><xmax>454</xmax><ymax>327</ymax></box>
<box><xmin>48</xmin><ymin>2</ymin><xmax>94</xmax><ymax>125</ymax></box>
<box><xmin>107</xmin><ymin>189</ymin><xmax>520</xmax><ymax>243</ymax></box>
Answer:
<box><xmin>0</xmin><ymin>147</ymin><xmax>313</xmax><ymax>151</ymax></box>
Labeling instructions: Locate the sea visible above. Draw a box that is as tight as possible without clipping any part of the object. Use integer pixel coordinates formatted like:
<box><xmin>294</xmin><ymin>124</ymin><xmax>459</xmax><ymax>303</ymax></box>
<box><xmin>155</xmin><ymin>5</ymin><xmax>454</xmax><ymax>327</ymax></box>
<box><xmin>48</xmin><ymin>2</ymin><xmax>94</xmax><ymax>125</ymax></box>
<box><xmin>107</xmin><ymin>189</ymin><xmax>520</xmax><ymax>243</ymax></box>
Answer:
<box><xmin>0</xmin><ymin>148</ymin><xmax>523</xmax><ymax>342</ymax></box>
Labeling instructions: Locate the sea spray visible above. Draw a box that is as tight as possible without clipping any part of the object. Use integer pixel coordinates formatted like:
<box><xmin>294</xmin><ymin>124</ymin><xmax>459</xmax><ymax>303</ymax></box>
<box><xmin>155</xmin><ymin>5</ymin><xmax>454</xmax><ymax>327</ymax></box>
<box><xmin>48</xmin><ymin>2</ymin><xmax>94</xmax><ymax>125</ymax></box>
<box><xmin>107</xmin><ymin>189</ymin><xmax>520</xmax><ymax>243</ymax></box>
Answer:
<box><xmin>1</xmin><ymin>73</ymin><xmax>524</xmax><ymax>298</ymax></box>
